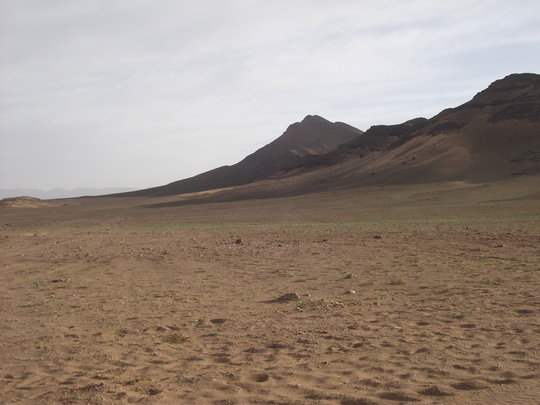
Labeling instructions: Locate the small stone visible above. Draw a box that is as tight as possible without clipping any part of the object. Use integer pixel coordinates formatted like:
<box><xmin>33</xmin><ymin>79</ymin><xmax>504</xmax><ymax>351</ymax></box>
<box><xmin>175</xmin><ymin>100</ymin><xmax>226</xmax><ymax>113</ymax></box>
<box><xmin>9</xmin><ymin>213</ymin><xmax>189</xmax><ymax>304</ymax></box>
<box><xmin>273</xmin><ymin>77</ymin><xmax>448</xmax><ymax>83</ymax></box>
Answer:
<box><xmin>344</xmin><ymin>289</ymin><xmax>356</xmax><ymax>294</ymax></box>
<box><xmin>146</xmin><ymin>387</ymin><xmax>162</xmax><ymax>396</ymax></box>
<box><xmin>344</xmin><ymin>273</ymin><xmax>357</xmax><ymax>279</ymax></box>
<box><xmin>277</xmin><ymin>293</ymin><xmax>300</xmax><ymax>301</ymax></box>
<box><xmin>374</xmin><ymin>235</ymin><xmax>383</xmax><ymax>239</ymax></box>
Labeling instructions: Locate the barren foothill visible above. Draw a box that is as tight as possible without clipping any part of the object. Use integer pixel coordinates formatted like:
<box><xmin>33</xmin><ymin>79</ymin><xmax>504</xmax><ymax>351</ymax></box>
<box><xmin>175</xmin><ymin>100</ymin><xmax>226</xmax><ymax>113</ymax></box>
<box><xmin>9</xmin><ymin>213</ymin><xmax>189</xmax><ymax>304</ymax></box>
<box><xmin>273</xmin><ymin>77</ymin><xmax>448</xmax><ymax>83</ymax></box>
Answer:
<box><xmin>1</xmin><ymin>180</ymin><xmax>539</xmax><ymax>404</ymax></box>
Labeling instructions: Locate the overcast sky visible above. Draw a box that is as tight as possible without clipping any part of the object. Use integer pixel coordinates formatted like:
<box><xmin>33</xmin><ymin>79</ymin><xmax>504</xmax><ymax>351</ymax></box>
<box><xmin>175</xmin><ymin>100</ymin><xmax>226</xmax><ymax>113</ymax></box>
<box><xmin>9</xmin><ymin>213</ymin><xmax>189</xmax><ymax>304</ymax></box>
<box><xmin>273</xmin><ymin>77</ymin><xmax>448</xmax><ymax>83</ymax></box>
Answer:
<box><xmin>1</xmin><ymin>0</ymin><xmax>539</xmax><ymax>193</ymax></box>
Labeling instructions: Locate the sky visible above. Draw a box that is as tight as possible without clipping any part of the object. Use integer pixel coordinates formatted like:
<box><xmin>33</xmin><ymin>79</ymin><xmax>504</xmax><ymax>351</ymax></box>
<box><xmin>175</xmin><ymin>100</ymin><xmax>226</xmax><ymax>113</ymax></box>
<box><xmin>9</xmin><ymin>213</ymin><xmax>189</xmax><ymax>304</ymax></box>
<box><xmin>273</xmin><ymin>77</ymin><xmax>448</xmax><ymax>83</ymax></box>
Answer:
<box><xmin>1</xmin><ymin>0</ymin><xmax>539</xmax><ymax>193</ymax></box>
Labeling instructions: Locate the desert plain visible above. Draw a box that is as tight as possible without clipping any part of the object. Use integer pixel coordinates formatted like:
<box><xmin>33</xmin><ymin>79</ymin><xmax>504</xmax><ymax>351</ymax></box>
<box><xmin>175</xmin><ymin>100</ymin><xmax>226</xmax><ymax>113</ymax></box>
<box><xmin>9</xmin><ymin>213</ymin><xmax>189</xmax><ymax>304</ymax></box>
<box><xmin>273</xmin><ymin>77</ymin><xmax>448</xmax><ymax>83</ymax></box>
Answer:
<box><xmin>1</xmin><ymin>178</ymin><xmax>539</xmax><ymax>404</ymax></box>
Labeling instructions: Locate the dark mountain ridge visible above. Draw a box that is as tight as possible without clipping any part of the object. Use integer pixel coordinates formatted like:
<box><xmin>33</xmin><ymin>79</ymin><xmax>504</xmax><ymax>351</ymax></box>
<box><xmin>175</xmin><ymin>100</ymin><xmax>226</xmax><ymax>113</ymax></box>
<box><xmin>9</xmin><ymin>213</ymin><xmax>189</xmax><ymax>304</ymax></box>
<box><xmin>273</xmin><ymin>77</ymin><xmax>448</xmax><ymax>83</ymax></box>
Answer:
<box><xmin>121</xmin><ymin>115</ymin><xmax>362</xmax><ymax>197</ymax></box>
<box><xmin>114</xmin><ymin>73</ymin><xmax>539</xmax><ymax>199</ymax></box>
<box><xmin>305</xmin><ymin>73</ymin><xmax>540</xmax><ymax>185</ymax></box>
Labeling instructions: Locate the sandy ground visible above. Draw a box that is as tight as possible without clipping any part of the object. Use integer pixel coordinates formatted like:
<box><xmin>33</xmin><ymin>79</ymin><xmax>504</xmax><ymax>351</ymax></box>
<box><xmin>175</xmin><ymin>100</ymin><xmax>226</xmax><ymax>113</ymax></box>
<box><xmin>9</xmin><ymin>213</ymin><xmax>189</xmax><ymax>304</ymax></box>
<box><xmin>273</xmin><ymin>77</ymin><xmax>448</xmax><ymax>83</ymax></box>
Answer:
<box><xmin>1</xmin><ymin>183</ymin><xmax>539</xmax><ymax>404</ymax></box>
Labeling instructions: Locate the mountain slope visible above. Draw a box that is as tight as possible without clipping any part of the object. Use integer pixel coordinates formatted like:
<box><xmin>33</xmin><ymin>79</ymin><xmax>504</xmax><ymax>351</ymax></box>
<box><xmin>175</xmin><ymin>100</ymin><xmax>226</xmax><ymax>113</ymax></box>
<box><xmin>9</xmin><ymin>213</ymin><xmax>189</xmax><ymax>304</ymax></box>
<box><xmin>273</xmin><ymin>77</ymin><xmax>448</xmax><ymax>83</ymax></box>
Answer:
<box><xmin>118</xmin><ymin>73</ymin><xmax>539</xmax><ymax>200</ymax></box>
<box><xmin>322</xmin><ymin>73</ymin><xmax>540</xmax><ymax>185</ymax></box>
<box><xmin>271</xmin><ymin>73</ymin><xmax>539</xmax><ymax>192</ymax></box>
<box><xmin>121</xmin><ymin>115</ymin><xmax>362</xmax><ymax>197</ymax></box>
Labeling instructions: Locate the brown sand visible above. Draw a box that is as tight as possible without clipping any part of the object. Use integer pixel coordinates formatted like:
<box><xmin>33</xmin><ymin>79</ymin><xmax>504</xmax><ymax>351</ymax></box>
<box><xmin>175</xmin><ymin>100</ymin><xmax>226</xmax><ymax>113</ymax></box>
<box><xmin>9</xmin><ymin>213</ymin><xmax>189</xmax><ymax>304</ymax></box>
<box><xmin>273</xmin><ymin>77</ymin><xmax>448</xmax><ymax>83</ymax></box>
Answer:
<box><xmin>1</xmin><ymin>182</ymin><xmax>539</xmax><ymax>404</ymax></box>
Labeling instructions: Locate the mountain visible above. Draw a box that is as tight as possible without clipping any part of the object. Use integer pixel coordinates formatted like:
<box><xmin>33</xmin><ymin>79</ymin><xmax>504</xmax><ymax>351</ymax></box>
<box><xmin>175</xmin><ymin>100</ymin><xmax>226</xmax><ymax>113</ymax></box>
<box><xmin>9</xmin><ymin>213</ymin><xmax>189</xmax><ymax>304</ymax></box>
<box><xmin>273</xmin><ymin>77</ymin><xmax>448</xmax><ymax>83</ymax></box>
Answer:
<box><xmin>121</xmin><ymin>115</ymin><xmax>363</xmax><ymax>197</ymax></box>
<box><xmin>117</xmin><ymin>73</ymin><xmax>539</xmax><ymax>200</ymax></box>
<box><xmin>320</xmin><ymin>72</ymin><xmax>540</xmax><ymax>185</ymax></box>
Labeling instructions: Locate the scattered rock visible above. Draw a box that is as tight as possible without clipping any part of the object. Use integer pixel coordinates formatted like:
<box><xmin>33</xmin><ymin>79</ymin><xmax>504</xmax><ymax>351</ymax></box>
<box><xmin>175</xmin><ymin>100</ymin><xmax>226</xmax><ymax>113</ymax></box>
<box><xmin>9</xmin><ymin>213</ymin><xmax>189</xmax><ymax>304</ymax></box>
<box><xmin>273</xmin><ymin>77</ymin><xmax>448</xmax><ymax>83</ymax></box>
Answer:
<box><xmin>146</xmin><ymin>387</ymin><xmax>162</xmax><ymax>395</ymax></box>
<box><xmin>51</xmin><ymin>278</ymin><xmax>68</xmax><ymax>283</ymax></box>
<box><xmin>234</xmin><ymin>238</ymin><xmax>243</xmax><ymax>245</ymax></box>
<box><xmin>277</xmin><ymin>292</ymin><xmax>300</xmax><ymax>301</ymax></box>
<box><xmin>253</xmin><ymin>373</ymin><xmax>270</xmax><ymax>382</ymax></box>
<box><xmin>344</xmin><ymin>289</ymin><xmax>356</xmax><ymax>294</ymax></box>
<box><xmin>344</xmin><ymin>273</ymin><xmax>357</xmax><ymax>279</ymax></box>
<box><xmin>162</xmin><ymin>334</ymin><xmax>190</xmax><ymax>344</ymax></box>
<box><xmin>80</xmin><ymin>382</ymin><xmax>106</xmax><ymax>392</ymax></box>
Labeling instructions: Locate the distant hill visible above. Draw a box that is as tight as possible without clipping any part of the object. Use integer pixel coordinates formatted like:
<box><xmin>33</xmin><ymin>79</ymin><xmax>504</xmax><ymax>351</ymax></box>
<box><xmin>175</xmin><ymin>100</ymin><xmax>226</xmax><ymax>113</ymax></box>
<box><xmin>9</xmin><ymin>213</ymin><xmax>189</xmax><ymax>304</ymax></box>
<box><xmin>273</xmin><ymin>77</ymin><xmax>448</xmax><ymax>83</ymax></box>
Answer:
<box><xmin>0</xmin><ymin>187</ymin><xmax>139</xmax><ymax>200</ymax></box>
<box><xmin>115</xmin><ymin>73</ymin><xmax>540</xmax><ymax>200</ymax></box>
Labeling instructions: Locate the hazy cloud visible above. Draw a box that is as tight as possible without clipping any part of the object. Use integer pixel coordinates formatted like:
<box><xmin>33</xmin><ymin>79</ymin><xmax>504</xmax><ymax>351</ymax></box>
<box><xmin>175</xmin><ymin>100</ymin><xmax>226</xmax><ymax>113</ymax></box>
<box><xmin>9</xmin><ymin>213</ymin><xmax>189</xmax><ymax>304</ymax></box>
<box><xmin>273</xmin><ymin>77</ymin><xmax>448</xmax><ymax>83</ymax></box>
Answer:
<box><xmin>1</xmin><ymin>0</ymin><xmax>539</xmax><ymax>191</ymax></box>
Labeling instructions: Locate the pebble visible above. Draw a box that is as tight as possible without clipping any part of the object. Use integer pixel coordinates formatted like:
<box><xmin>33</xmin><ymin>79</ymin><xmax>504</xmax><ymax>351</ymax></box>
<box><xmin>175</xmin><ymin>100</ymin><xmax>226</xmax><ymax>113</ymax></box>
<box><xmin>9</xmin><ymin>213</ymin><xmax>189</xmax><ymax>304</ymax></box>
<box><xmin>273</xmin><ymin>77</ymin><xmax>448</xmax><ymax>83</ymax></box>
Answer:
<box><xmin>277</xmin><ymin>292</ymin><xmax>300</xmax><ymax>301</ymax></box>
